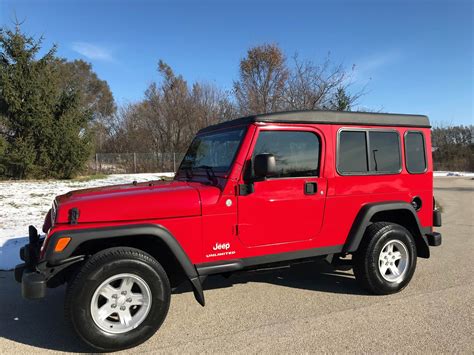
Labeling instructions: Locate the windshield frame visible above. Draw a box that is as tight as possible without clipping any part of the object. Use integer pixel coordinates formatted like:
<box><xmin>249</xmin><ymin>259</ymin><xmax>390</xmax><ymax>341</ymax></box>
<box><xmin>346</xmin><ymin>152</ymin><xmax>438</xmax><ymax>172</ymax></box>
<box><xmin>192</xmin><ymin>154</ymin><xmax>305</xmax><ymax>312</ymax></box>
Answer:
<box><xmin>176</xmin><ymin>125</ymin><xmax>248</xmax><ymax>179</ymax></box>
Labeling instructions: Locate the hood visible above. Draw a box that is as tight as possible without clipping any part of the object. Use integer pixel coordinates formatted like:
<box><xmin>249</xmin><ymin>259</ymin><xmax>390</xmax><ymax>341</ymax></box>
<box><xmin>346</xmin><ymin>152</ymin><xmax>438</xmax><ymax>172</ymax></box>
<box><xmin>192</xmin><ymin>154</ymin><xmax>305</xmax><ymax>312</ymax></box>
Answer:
<box><xmin>55</xmin><ymin>180</ymin><xmax>201</xmax><ymax>224</ymax></box>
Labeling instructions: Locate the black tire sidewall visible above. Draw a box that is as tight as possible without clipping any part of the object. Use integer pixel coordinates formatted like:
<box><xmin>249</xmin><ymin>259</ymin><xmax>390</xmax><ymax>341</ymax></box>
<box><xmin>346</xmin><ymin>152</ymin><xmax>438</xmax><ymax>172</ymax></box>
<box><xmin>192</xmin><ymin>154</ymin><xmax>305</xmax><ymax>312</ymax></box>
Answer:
<box><xmin>368</xmin><ymin>225</ymin><xmax>417</xmax><ymax>293</ymax></box>
<box><xmin>67</xmin><ymin>250</ymin><xmax>170</xmax><ymax>351</ymax></box>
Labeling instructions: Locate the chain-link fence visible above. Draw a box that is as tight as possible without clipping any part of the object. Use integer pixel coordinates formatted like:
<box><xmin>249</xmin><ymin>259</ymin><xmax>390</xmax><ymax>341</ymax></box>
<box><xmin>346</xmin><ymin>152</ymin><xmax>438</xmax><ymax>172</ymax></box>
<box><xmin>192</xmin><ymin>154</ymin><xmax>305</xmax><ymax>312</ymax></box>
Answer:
<box><xmin>87</xmin><ymin>153</ymin><xmax>186</xmax><ymax>174</ymax></box>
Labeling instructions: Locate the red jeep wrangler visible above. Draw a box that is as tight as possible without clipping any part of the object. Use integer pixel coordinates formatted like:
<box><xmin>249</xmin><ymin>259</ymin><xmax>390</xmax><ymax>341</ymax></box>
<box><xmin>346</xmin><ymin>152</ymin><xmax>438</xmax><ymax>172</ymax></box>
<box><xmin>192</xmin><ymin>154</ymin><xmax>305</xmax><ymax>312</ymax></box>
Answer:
<box><xmin>16</xmin><ymin>110</ymin><xmax>442</xmax><ymax>351</ymax></box>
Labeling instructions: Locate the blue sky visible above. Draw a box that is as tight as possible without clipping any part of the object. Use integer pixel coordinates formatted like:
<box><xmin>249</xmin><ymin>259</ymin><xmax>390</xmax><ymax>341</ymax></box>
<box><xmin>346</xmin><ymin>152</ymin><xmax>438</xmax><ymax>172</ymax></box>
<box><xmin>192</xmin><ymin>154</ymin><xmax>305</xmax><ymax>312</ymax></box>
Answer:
<box><xmin>1</xmin><ymin>0</ymin><xmax>472</xmax><ymax>125</ymax></box>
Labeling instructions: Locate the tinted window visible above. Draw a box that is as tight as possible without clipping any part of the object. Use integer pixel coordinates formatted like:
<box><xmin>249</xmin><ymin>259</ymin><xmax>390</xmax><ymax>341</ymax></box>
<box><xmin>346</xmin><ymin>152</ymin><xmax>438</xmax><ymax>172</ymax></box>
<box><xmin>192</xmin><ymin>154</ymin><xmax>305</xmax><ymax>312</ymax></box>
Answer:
<box><xmin>252</xmin><ymin>131</ymin><xmax>320</xmax><ymax>178</ymax></box>
<box><xmin>179</xmin><ymin>127</ymin><xmax>246</xmax><ymax>173</ymax></box>
<box><xmin>338</xmin><ymin>131</ymin><xmax>368</xmax><ymax>173</ymax></box>
<box><xmin>405</xmin><ymin>132</ymin><xmax>426</xmax><ymax>173</ymax></box>
<box><xmin>369</xmin><ymin>131</ymin><xmax>401</xmax><ymax>173</ymax></box>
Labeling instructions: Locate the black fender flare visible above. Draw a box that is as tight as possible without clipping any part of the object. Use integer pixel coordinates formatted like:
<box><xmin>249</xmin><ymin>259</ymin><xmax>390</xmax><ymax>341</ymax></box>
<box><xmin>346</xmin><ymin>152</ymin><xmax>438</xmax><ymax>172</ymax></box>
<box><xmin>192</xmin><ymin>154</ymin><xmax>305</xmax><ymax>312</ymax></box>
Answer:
<box><xmin>342</xmin><ymin>201</ymin><xmax>430</xmax><ymax>257</ymax></box>
<box><xmin>45</xmin><ymin>224</ymin><xmax>205</xmax><ymax>306</ymax></box>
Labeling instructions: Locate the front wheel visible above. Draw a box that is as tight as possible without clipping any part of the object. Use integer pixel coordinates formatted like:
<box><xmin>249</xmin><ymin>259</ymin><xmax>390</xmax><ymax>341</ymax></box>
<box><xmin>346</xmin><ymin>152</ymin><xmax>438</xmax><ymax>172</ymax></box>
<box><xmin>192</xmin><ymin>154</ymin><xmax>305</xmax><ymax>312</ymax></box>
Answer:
<box><xmin>353</xmin><ymin>222</ymin><xmax>417</xmax><ymax>295</ymax></box>
<box><xmin>65</xmin><ymin>247</ymin><xmax>171</xmax><ymax>351</ymax></box>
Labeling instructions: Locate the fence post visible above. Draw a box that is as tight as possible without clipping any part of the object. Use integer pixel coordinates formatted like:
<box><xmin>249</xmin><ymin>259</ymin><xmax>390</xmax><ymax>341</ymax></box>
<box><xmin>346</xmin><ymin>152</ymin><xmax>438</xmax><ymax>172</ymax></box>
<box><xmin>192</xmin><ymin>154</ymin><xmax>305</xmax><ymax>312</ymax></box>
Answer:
<box><xmin>173</xmin><ymin>153</ymin><xmax>176</xmax><ymax>172</ymax></box>
<box><xmin>133</xmin><ymin>153</ymin><xmax>137</xmax><ymax>173</ymax></box>
<box><xmin>95</xmin><ymin>153</ymin><xmax>99</xmax><ymax>173</ymax></box>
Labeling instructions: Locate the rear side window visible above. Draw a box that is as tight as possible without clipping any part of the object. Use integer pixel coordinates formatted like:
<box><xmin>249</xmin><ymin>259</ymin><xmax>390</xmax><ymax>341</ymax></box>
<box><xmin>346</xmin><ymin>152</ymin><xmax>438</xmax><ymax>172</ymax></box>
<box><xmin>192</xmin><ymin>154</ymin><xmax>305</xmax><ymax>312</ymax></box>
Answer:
<box><xmin>338</xmin><ymin>131</ymin><xmax>368</xmax><ymax>173</ymax></box>
<box><xmin>405</xmin><ymin>131</ymin><xmax>426</xmax><ymax>173</ymax></box>
<box><xmin>338</xmin><ymin>129</ymin><xmax>401</xmax><ymax>175</ymax></box>
<box><xmin>368</xmin><ymin>131</ymin><xmax>401</xmax><ymax>173</ymax></box>
<box><xmin>252</xmin><ymin>131</ymin><xmax>320</xmax><ymax>178</ymax></box>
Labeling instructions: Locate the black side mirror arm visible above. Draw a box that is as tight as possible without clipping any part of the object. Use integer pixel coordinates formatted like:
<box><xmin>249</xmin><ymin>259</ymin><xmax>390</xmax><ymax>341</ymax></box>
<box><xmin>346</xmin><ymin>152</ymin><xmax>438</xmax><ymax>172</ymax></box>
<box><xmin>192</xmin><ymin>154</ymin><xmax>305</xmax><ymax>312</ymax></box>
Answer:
<box><xmin>238</xmin><ymin>183</ymin><xmax>254</xmax><ymax>196</ymax></box>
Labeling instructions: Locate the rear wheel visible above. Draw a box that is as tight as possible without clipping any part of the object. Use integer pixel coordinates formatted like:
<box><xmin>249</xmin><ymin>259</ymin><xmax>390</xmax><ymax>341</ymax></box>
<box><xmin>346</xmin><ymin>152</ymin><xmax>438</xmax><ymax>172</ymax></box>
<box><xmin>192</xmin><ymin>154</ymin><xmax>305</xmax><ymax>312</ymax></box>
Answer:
<box><xmin>65</xmin><ymin>247</ymin><xmax>171</xmax><ymax>351</ymax></box>
<box><xmin>353</xmin><ymin>222</ymin><xmax>417</xmax><ymax>294</ymax></box>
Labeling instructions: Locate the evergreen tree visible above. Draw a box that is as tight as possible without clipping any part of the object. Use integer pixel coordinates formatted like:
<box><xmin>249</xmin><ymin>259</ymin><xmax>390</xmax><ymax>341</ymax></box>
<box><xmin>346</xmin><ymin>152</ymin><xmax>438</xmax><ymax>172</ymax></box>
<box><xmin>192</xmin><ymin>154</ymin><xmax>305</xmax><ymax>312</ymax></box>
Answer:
<box><xmin>330</xmin><ymin>87</ymin><xmax>351</xmax><ymax>111</ymax></box>
<box><xmin>0</xmin><ymin>24</ymin><xmax>93</xmax><ymax>178</ymax></box>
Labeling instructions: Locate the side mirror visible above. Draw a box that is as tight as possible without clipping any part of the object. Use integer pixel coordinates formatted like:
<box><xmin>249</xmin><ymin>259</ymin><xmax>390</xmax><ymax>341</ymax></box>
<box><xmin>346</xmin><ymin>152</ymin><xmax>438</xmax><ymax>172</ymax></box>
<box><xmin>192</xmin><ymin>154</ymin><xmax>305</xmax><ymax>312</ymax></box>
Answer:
<box><xmin>254</xmin><ymin>153</ymin><xmax>277</xmax><ymax>178</ymax></box>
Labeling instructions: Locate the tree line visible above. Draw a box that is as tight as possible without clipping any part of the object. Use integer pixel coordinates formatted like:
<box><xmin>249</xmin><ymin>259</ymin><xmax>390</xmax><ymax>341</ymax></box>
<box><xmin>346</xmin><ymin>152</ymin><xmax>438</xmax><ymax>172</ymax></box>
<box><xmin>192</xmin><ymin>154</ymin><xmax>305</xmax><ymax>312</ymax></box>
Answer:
<box><xmin>0</xmin><ymin>24</ymin><xmax>472</xmax><ymax>179</ymax></box>
<box><xmin>101</xmin><ymin>44</ymin><xmax>362</xmax><ymax>155</ymax></box>
<box><xmin>432</xmin><ymin>125</ymin><xmax>473</xmax><ymax>171</ymax></box>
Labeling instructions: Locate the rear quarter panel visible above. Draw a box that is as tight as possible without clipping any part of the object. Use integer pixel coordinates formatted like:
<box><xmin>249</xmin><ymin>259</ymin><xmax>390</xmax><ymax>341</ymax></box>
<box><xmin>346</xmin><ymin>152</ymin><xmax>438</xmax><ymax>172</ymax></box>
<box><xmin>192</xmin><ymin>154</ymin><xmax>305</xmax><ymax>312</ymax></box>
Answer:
<box><xmin>320</xmin><ymin>125</ymin><xmax>433</xmax><ymax>247</ymax></box>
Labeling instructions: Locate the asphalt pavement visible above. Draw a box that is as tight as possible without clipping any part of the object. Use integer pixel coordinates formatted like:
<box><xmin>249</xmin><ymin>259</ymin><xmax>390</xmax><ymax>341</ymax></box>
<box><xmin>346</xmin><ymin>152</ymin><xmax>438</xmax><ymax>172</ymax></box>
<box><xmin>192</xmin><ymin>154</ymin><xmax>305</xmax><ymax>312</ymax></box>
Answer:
<box><xmin>0</xmin><ymin>177</ymin><xmax>472</xmax><ymax>353</ymax></box>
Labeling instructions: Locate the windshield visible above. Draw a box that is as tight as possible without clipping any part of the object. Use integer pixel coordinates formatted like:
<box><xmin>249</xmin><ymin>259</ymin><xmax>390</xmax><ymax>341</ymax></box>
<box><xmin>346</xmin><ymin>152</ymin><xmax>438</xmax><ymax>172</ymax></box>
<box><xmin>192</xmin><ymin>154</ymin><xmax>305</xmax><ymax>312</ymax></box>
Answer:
<box><xmin>178</xmin><ymin>126</ymin><xmax>246</xmax><ymax>176</ymax></box>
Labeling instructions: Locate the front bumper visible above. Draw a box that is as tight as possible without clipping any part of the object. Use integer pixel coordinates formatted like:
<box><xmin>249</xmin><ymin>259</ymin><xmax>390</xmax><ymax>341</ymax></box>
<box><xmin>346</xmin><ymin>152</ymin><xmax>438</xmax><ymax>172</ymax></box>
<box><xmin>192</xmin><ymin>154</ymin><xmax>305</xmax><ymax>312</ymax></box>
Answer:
<box><xmin>15</xmin><ymin>264</ymin><xmax>47</xmax><ymax>299</ymax></box>
<box><xmin>15</xmin><ymin>226</ymin><xmax>84</xmax><ymax>300</ymax></box>
<box><xmin>15</xmin><ymin>226</ymin><xmax>46</xmax><ymax>299</ymax></box>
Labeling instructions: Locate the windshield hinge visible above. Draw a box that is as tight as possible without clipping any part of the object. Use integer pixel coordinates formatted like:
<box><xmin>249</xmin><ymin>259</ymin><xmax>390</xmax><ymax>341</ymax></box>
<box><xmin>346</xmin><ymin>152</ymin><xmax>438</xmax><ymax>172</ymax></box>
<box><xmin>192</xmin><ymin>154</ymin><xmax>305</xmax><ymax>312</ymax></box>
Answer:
<box><xmin>238</xmin><ymin>183</ymin><xmax>254</xmax><ymax>196</ymax></box>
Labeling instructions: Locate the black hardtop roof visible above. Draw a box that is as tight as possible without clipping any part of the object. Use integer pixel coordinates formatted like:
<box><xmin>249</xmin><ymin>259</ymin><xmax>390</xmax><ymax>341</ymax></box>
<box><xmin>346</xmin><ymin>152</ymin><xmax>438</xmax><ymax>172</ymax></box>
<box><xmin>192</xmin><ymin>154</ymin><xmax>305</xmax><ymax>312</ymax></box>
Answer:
<box><xmin>198</xmin><ymin>110</ymin><xmax>430</xmax><ymax>134</ymax></box>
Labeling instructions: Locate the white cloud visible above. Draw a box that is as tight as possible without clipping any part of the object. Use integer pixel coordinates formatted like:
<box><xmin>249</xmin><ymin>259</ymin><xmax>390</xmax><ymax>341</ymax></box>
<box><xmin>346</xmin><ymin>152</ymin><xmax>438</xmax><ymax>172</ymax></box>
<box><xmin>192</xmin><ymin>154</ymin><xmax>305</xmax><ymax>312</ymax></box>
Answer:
<box><xmin>353</xmin><ymin>50</ymin><xmax>402</xmax><ymax>81</ymax></box>
<box><xmin>71</xmin><ymin>42</ymin><xmax>114</xmax><ymax>62</ymax></box>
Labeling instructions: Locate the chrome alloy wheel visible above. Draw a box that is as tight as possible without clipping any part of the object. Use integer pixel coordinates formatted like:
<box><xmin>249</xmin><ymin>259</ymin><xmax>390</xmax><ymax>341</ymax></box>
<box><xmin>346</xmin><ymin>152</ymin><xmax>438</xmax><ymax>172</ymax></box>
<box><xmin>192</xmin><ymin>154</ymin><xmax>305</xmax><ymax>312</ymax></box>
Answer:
<box><xmin>90</xmin><ymin>273</ymin><xmax>152</xmax><ymax>334</ymax></box>
<box><xmin>378</xmin><ymin>240</ymin><xmax>409</xmax><ymax>283</ymax></box>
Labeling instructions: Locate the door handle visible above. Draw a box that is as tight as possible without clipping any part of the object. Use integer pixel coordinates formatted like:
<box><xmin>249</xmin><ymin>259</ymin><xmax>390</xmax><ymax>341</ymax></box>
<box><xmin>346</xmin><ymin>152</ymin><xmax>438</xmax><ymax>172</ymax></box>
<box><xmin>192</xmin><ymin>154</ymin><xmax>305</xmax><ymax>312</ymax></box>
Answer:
<box><xmin>304</xmin><ymin>182</ymin><xmax>317</xmax><ymax>195</ymax></box>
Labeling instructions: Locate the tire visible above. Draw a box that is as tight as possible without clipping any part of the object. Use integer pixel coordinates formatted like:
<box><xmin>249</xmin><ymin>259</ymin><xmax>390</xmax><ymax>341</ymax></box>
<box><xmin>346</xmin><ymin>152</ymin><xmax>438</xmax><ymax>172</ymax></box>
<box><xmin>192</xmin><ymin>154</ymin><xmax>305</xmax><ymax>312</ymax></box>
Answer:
<box><xmin>353</xmin><ymin>222</ymin><xmax>417</xmax><ymax>295</ymax></box>
<box><xmin>65</xmin><ymin>247</ymin><xmax>171</xmax><ymax>351</ymax></box>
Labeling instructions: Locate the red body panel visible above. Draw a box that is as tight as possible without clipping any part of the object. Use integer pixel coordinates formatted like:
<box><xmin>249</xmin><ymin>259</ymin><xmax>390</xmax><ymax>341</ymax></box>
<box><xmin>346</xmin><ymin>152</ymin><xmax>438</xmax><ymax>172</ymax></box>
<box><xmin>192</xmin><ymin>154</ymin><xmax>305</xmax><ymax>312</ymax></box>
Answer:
<box><xmin>56</xmin><ymin>180</ymin><xmax>201</xmax><ymax>223</ymax></box>
<box><xmin>45</xmin><ymin>121</ymin><xmax>434</xmax><ymax>266</ymax></box>
<box><xmin>236</xmin><ymin>124</ymin><xmax>327</xmax><ymax>249</ymax></box>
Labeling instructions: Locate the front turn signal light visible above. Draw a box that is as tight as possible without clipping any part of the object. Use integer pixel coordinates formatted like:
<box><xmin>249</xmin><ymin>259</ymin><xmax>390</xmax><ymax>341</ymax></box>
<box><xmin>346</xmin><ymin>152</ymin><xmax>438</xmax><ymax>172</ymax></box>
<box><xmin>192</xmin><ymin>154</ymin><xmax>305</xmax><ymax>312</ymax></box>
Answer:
<box><xmin>54</xmin><ymin>237</ymin><xmax>71</xmax><ymax>252</ymax></box>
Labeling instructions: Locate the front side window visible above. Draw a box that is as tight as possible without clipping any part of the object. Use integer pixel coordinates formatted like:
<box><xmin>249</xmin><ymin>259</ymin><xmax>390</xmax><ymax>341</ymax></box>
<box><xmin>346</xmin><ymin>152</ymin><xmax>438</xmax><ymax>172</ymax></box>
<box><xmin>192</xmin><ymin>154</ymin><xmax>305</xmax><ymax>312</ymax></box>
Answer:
<box><xmin>178</xmin><ymin>127</ymin><xmax>246</xmax><ymax>175</ymax></box>
<box><xmin>405</xmin><ymin>131</ymin><xmax>426</xmax><ymax>173</ymax></box>
<box><xmin>252</xmin><ymin>131</ymin><xmax>320</xmax><ymax>178</ymax></box>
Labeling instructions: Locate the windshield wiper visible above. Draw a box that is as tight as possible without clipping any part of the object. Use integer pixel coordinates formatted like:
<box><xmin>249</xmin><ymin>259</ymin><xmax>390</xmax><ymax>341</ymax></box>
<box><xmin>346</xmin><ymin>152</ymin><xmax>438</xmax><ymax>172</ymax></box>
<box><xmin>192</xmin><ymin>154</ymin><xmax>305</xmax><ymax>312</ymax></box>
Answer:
<box><xmin>194</xmin><ymin>165</ymin><xmax>218</xmax><ymax>185</ymax></box>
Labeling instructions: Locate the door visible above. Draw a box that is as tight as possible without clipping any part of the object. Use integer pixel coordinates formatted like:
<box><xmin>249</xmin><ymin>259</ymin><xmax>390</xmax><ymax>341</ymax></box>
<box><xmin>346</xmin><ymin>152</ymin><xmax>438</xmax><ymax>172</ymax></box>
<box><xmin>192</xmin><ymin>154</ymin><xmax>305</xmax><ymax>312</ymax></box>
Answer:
<box><xmin>237</xmin><ymin>128</ymin><xmax>327</xmax><ymax>247</ymax></box>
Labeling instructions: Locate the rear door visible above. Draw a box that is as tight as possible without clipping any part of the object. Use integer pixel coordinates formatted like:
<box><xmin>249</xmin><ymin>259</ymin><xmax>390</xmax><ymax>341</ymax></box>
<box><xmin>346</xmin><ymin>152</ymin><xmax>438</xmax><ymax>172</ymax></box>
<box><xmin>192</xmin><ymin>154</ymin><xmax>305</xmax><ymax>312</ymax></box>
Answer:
<box><xmin>237</xmin><ymin>126</ymin><xmax>327</xmax><ymax>247</ymax></box>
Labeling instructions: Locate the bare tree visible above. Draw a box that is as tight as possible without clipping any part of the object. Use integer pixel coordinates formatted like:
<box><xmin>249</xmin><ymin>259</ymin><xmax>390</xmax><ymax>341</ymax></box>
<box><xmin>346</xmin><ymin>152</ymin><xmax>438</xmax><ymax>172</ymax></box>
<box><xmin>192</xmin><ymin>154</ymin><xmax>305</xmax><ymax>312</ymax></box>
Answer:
<box><xmin>100</xmin><ymin>103</ymin><xmax>152</xmax><ymax>153</ymax></box>
<box><xmin>140</xmin><ymin>61</ymin><xmax>190</xmax><ymax>153</ymax></box>
<box><xmin>284</xmin><ymin>54</ymin><xmax>363</xmax><ymax>111</ymax></box>
<box><xmin>189</xmin><ymin>82</ymin><xmax>236</xmax><ymax>133</ymax></box>
<box><xmin>105</xmin><ymin>61</ymin><xmax>236</xmax><ymax>154</ymax></box>
<box><xmin>233</xmin><ymin>45</ymin><xmax>364</xmax><ymax>115</ymax></box>
<box><xmin>233</xmin><ymin>44</ymin><xmax>289</xmax><ymax>115</ymax></box>
<box><xmin>432</xmin><ymin>124</ymin><xmax>474</xmax><ymax>171</ymax></box>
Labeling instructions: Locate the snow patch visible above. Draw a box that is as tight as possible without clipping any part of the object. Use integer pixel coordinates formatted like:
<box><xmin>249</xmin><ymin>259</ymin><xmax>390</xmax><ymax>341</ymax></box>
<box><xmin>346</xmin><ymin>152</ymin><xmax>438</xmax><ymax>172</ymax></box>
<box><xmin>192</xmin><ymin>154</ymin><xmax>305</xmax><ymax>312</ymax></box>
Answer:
<box><xmin>0</xmin><ymin>173</ymin><xmax>174</xmax><ymax>270</ymax></box>
<box><xmin>433</xmin><ymin>171</ymin><xmax>474</xmax><ymax>177</ymax></box>
<box><xmin>0</xmin><ymin>234</ymin><xmax>29</xmax><ymax>270</ymax></box>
